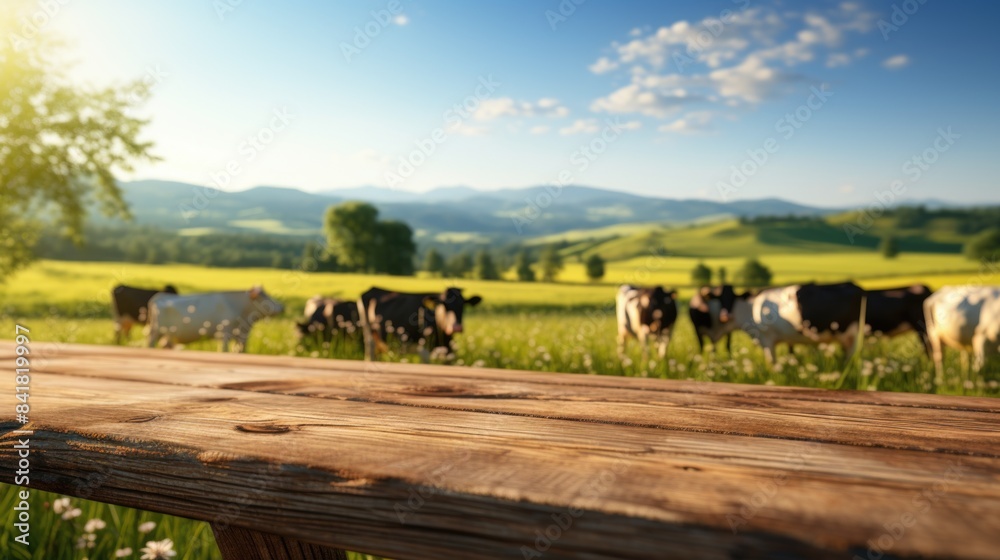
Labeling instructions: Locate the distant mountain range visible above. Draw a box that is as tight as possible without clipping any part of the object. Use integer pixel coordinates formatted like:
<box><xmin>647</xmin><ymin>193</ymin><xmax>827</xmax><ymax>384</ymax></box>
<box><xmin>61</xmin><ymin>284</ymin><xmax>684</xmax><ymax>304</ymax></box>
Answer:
<box><xmin>112</xmin><ymin>180</ymin><xmax>849</xmax><ymax>242</ymax></box>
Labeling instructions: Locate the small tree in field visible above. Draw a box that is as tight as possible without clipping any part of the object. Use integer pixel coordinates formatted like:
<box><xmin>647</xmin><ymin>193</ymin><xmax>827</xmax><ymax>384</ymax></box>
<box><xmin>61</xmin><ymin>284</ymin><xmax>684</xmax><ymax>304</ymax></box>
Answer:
<box><xmin>446</xmin><ymin>252</ymin><xmax>474</xmax><ymax>278</ymax></box>
<box><xmin>718</xmin><ymin>266</ymin><xmax>728</xmax><ymax>284</ymax></box>
<box><xmin>474</xmin><ymin>250</ymin><xmax>500</xmax><ymax>280</ymax></box>
<box><xmin>585</xmin><ymin>254</ymin><xmax>605</xmax><ymax>282</ymax></box>
<box><xmin>424</xmin><ymin>249</ymin><xmax>445</xmax><ymax>276</ymax></box>
<box><xmin>539</xmin><ymin>245</ymin><xmax>563</xmax><ymax>282</ymax></box>
<box><xmin>737</xmin><ymin>258</ymin><xmax>773</xmax><ymax>287</ymax></box>
<box><xmin>515</xmin><ymin>250</ymin><xmax>535</xmax><ymax>282</ymax></box>
<box><xmin>880</xmin><ymin>235</ymin><xmax>900</xmax><ymax>259</ymax></box>
<box><xmin>691</xmin><ymin>262</ymin><xmax>712</xmax><ymax>286</ymax></box>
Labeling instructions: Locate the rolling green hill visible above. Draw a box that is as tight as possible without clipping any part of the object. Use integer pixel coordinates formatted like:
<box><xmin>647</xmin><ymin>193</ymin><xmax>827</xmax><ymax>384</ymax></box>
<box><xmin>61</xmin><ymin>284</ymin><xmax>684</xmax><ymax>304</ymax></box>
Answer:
<box><xmin>545</xmin><ymin>213</ymin><xmax>978</xmax><ymax>261</ymax></box>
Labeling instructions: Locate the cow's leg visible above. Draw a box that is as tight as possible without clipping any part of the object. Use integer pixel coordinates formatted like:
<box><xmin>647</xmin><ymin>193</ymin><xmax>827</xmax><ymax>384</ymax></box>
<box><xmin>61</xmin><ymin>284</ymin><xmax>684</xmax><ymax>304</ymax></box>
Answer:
<box><xmin>656</xmin><ymin>330</ymin><xmax>671</xmax><ymax>359</ymax></box>
<box><xmin>617</xmin><ymin>331</ymin><xmax>629</xmax><ymax>361</ymax></box>
<box><xmin>761</xmin><ymin>340</ymin><xmax>777</xmax><ymax>368</ymax></box>
<box><xmin>725</xmin><ymin>333</ymin><xmax>732</xmax><ymax>355</ymax></box>
<box><xmin>636</xmin><ymin>330</ymin><xmax>647</xmax><ymax>366</ymax></box>
<box><xmin>971</xmin><ymin>333</ymin><xmax>988</xmax><ymax>373</ymax></box>
<box><xmin>694</xmin><ymin>331</ymin><xmax>706</xmax><ymax>354</ymax></box>
<box><xmin>929</xmin><ymin>331</ymin><xmax>945</xmax><ymax>381</ymax></box>
<box><xmin>220</xmin><ymin>333</ymin><xmax>231</xmax><ymax>353</ymax></box>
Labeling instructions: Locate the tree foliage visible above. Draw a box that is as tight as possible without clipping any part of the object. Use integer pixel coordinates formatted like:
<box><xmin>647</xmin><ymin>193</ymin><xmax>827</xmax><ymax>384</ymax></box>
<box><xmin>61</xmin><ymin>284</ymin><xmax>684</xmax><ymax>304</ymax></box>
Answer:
<box><xmin>514</xmin><ymin>250</ymin><xmax>535</xmax><ymax>282</ymax></box>
<box><xmin>737</xmin><ymin>258</ymin><xmax>773</xmax><ymax>287</ymax></box>
<box><xmin>446</xmin><ymin>252</ymin><xmax>474</xmax><ymax>278</ymax></box>
<box><xmin>539</xmin><ymin>245</ymin><xmax>563</xmax><ymax>282</ymax></box>
<box><xmin>585</xmin><ymin>253</ymin><xmax>605</xmax><ymax>282</ymax></box>
<box><xmin>965</xmin><ymin>228</ymin><xmax>1000</xmax><ymax>261</ymax></box>
<box><xmin>475</xmin><ymin>249</ymin><xmax>500</xmax><ymax>280</ymax></box>
<box><xmin>880</xmin><ymin>235</ymin><xmax>900</xmax><ymax>259</ymax></box>
<box><xmin>691</xmin><ymin>262</ymin><xmax>712</xmax><ymax>285</ymax></box>
<box><xmin>423</xmin><ymin>248</ymin><xmax>445</xmax><ymax>276</ymax></box>
<box><xmin>323</xmin><ymin>202</ymin><xmax>415</xmax><ymax>275</ymax></box>
<box><xmin>0</xmin><ymin>30</ymin><xmax>157</xmax><ymax>279</ymax></box>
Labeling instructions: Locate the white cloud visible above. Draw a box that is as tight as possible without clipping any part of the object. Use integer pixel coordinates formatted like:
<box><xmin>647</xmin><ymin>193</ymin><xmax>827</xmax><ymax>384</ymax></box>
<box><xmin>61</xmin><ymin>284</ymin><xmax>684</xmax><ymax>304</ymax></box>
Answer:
<box><xmin>882</xmin><ymin>54</ymin><xmax>910</xmax><ymax>70</ymax></box>
<box><xmin>589</xmin><ymin>3</ymin><xmax>878</xmax><ymax>126</ymax></box>
<box><xmin>709</xmin><ymin>55</ymin><xmax>801</xmax><ymax>103</ymax></box>
<box><xmin>658</xmin><ymin>111</ymin><xmax>714</xmax><ymax>134</ymax></box>
<box><xmin>472</xmin><ymin>97</ymin><xmax>569</xmax><ymax>121</ymax></box>
<box><xmin>559</xmin><ymin>119</ymin><xmax>601</xmax><ymax>135</ymax></box>
<box><xmin>826</xmin><ymin>53</ymin><xmax>851</xmax><ymax>68</ymax></box>
<box><xmin>529</xmin><ymin>125</ymin><xmax>550</xmax><ymax>135</ymax></box>
<box><xmin>393</xmin><ymin>14</ymin><xmax>409</xmax><ymax>26</ymax></box>
<box><xmin>445</xmin><ymin>121</ymin><xmax>488</xmax><ymax>137</ymax></box>
<box><xmin>590</xmin><ymin>83</ymin><xmax>701</xmax><ymax>118</ymax></box>
<box><xmin>589</xmin><ymin>57</ymin><xmax>619</xmax><ymax>74</ymax></box>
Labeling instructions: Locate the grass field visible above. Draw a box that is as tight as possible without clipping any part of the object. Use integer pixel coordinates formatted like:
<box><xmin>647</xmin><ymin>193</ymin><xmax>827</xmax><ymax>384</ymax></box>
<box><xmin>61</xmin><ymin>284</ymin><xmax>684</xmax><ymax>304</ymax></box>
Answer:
<box><xmin>1</xmin><ymin>255</ymin><xmax>997</xmax><ymax>559</ymax></box>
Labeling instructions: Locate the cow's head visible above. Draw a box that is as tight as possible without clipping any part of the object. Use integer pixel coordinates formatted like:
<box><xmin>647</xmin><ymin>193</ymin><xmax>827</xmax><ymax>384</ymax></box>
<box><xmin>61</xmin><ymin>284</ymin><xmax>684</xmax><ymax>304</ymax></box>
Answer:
<box><xmin>639</xmin><ymin>286</ymin><xmax>677</xmax><ymax>333</ymax></box>
<box><xmin>249</xmin><ymin>285</ymin><xmax>284</xmax><ymax>317</ymax></box>
<box><xmin>424</xmin><ymin>287</ymin><xmax>482</xmax><ymax>337</ymax></box>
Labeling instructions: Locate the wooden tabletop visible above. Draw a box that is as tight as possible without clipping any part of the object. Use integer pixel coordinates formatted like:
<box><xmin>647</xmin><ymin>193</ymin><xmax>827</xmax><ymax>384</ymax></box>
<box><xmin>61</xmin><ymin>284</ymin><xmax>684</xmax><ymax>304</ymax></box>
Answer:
<box><xmin>2</xmin><ymin>342</ymin><xmax>998</xmax><ymax>559</ymax></box>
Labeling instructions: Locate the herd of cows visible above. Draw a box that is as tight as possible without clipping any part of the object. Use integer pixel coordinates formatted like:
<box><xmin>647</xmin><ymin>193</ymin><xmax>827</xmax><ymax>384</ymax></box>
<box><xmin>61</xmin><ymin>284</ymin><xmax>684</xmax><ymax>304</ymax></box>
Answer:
<box><xmin>111</xmin><ymin>281</ymin><xmax>1000</xmax><ymax>376</ymax></box>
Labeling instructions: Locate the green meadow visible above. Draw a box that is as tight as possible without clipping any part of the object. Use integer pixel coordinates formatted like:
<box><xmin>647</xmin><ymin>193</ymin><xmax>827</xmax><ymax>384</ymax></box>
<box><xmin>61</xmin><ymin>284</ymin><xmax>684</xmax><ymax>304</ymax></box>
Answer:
<box><xmin>1</xmin><ymin>253</ymin><xmax>997</xmax><ymax>559</ymax></box>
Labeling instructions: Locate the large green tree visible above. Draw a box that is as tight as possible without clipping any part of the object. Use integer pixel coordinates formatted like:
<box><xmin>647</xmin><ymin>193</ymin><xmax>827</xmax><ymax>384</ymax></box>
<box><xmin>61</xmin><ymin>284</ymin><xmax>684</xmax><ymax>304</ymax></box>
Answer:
<box><xmin>323</xmin><ymin>202</ymin><xmax>415</xmax><ymax>275</ymax></box>
<box><xmin>323</xmin><ymin>202</ymin><xmax>379</xmax><ymax>272</ymax></box>
<box><xmin>0</xmin><ymin>29</ymin><xmax>157</xmax><ymax>279</ymax></box>
<box><xmin>374</xmin><ymin>220</ymin><xmax>416</xmax><ymax>276</ymax></box>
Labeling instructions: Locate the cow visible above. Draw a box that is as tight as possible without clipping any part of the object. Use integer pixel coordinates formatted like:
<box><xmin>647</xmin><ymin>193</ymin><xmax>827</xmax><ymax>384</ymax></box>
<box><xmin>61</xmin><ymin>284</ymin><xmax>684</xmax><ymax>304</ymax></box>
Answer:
<box><xmin>111</xmin><ymin>284</ymin><xmax>178</xmax><ymax>344</ymax></box>
<box><xmin>923</xmin><ymin>285</ymin><xmax>1000</xmax><ymax>377</ymax></box>
<box><xmin>296</xmin><ymin>296</ymin><xmax>360</xmax><ymax>346</ymax></box>
<box><xmin>704</xmin><ymin>282</ymin><xmax>866</xmax><ymax>367</ymax></box>
<box><xmin>864</xmin><ymin>285</ymin><xmax>933</xmax><ymax>355</ymax></box>
<box><xmin>688</xmin><ymin>285</ymin><xmax>738</xmax><ymax>355</ymax></box>
<box><xmin>147</xmin><ymin>286</ymin><xmax>284</xmax><ymax>352</ymax></box>
<box><xmin>357</xmin><ymin>286</ymin><xmax>482</xmax><ymax>362</ymax></box>
<box><xmin>616</xmin><ymin>284</ymin><xmax>678</xmax><ymax>364</ymax></box>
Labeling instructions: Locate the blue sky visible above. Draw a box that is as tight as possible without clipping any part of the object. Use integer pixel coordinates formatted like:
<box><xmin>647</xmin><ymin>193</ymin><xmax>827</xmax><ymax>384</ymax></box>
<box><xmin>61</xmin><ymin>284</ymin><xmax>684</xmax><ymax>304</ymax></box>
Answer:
<box><xmin>29</xmin><ymin>0</ymin><xmax>1000</xmax><ymax>205</ymax></box>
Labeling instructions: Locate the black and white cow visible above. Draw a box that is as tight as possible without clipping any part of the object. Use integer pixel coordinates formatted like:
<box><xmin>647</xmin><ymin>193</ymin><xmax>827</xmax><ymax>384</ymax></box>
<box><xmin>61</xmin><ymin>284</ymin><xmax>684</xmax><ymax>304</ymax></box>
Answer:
<box><xmin>296</xmin><ymin>295</ymin><xmax>361</xmax><ymax>346</ymax></box>
<box><xmin>357</xmin><ymin>286</ymin><xmax>482</xmax><ymax>361</ymax></box>
<box><xmin>688</xmin><ymin>285</ymin><xmax>739</xmax><ymax>354</ymax></box>
<box><xmin>111</xmin><ymin>284</ymin><xmax>178</xmax><ymax>344</ymax></box>
<box><xmin>147</xmin><ymin>286</ymin><xmax>284</xmax><ymax>352</ymax></box>
<box><xmin>703</xmin><ymin>282</ymin><xmax>866</xmax><ymax>366</ymax></box>
<box><xmin>864</xmin><ymin>285</ymin><xmax>933</xmax><ymax>354</ymax></box>
<box><xmin>616</xmin><ymin>284</ymin><xmax>678</xmax><ymax>363</ymax></box>
<box><xmin>924</xmin><ymin>285</ymin><xmax>1000</xmax><ymax>376</ymax></box>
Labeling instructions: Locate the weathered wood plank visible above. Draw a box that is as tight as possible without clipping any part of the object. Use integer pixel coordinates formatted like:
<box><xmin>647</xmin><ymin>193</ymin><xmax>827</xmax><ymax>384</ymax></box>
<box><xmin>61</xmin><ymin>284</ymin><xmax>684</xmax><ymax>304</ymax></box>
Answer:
<box><xmin>3</xmin><ymin>368</ymin><xmax>999</xmax><ymax>559</ymax></box>
<box><xmin>212</xmin><ymin>524</ymin><xmax>348</xmax><ymax>560</ymax></box>
<box><xmin>25</xmin><ymin>348</ymin><xmax>1000</xmax><ymax>457</ymax></box>
<box><xmin>15</xmin><ymin>341</ymin><xmax>999</xmax><ymax>412</ymax></box>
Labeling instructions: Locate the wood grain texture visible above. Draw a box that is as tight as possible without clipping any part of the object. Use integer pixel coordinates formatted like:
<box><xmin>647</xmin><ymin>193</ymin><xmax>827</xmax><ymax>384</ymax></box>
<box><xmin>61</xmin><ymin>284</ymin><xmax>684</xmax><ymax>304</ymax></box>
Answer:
<box><xmin>1</xmin><ymin>342</ymin><xmax>999</xmax><ymax>559</ymax></box>
<box><xmin>212</xmin><ymin>524</ymin><xmax>348</xmax><ymax>560</ymax></box>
